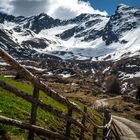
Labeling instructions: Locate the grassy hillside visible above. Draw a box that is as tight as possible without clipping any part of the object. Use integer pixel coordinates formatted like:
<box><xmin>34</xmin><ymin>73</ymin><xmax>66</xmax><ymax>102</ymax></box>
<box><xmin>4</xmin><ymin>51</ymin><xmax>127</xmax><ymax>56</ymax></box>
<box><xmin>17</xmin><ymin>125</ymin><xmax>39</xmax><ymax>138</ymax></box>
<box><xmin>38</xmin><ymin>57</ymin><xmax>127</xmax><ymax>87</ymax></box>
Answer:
<box><xmin>0</xmin><ymin>75</ymin><xmax>103</xmax><ymax>140</ymax></box>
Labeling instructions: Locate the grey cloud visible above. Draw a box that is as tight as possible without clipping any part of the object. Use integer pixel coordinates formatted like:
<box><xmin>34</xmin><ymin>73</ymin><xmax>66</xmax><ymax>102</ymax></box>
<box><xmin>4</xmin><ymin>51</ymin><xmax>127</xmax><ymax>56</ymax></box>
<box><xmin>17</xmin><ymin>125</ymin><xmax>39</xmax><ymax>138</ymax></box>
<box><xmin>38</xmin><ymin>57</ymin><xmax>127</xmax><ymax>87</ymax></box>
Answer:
<box><xmin>51</xmin><ymin>7</ymin><xmax>77</xmax><ymax>19</ymax></box>
<box><xmin>10</xmin><ymin>0</ymin><xmax>48</xmax><ymax>16</ymax></box>
<box><xmin>0</xmin><ymin>0</ymin><xmax>107</xmax><ymax>19</ymax></box>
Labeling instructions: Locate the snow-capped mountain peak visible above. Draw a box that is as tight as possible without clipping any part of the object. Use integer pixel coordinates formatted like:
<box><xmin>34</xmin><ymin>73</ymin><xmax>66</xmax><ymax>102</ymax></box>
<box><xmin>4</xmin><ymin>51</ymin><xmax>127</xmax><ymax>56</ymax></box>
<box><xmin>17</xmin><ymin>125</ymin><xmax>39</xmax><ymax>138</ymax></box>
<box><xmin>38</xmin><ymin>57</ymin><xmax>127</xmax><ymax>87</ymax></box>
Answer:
<box><xmin>0</xmin><ymin>4</ymin><xmax>140</xmax><ymax>61</ymax></box>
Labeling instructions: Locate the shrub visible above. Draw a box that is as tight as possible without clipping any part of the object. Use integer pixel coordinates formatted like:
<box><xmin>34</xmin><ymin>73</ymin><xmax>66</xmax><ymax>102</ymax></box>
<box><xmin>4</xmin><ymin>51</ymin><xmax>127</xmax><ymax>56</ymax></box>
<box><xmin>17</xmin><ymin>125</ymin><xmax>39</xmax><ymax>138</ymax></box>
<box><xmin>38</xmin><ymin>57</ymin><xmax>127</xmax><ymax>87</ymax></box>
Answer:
<box><xmin>135</xmin><ymin>113</ymin><xmax>140</xmax><ymax>120</ymax></box>
<box><xmin>106</xmin><ymin>75</ymin><xmax>121</xmax><ymax>95</ymax></box>
<box><xmin>136</xmin><ymin>86</ymin><xmax>140</xmax><ymax>102</ymax></box>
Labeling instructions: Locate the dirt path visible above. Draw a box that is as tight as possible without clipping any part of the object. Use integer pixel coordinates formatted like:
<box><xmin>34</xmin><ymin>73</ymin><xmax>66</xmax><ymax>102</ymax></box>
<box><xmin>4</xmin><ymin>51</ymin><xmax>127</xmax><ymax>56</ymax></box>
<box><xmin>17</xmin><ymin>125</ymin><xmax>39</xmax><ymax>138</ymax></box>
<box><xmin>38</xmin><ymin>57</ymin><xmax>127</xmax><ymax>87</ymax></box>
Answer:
<box><xmin>94</xmin><ymin>96</ymin><xmax>140</xmax><ymax>140</ymax></box>
<box><xmin>113</xmin><ymin>116</ymin><xmax>140</xmax><ymax>140</ymax></box>
<box><xmin>93</xmin><ymin>95</ymin><xmax>121</xmax><ymax>109</ymax></box>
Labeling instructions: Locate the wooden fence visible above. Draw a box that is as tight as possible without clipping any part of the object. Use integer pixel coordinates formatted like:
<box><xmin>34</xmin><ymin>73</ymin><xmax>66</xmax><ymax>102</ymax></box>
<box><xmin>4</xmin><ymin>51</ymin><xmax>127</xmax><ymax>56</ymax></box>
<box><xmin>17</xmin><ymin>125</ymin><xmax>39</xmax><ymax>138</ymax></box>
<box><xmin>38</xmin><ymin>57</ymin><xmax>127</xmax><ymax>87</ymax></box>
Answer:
<box><xmin>0</xmin><ymin>48</ymin><xmax>118</xmax><ymax>140</ymax></box>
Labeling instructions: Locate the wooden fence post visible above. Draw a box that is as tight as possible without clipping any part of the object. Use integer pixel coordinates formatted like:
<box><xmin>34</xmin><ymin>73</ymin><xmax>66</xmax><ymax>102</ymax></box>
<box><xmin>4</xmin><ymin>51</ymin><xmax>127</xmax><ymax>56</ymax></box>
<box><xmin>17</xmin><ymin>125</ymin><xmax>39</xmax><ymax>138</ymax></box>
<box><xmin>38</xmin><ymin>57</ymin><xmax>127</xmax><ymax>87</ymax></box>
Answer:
<box><xmin>109</xmin><ymin>129</ymin><xmax>112</xmax><ymax>140</ymax></box>
<box><xmin>111</xmin><ymin>121</ymin><xmax>121</xmax><ymax>140</ymax></box>
<box><xmin>65</xmin><ymin>107</ymin><xmax>73</xmax><ymax>138</ymax></box>
<box><xmin>103</xmin><ymin>109</ymin><xmax>110</xmax><ymax>140</ymax></box>
<box><xmin>92</xmin><ymin>127</ymin><xmax>97</xmax><ymax>140</ymax></box>
<box><xmin>28</xmin><ymin>80</ymin><xmax>40</xmax><ymax>140</ymax></box>
<box><xmin>103</xmin><ymin>118</ymin><xmax>107</xmax><ymax>140</ymax></box>
<box><xmin>79</xmin><ymin>106</ymin><xmax>87</xmax><ymax>140</ymax></box>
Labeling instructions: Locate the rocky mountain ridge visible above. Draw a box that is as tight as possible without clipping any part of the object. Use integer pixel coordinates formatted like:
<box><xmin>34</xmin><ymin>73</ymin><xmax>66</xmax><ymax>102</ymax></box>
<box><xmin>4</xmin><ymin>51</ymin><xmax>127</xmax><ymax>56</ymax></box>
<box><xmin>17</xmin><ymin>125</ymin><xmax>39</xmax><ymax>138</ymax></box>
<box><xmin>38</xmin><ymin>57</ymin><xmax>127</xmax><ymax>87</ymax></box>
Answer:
<box><xmin>0</xmin><ymin>4</ymin><xmax>140</xmax><ymax>92</ymax></box>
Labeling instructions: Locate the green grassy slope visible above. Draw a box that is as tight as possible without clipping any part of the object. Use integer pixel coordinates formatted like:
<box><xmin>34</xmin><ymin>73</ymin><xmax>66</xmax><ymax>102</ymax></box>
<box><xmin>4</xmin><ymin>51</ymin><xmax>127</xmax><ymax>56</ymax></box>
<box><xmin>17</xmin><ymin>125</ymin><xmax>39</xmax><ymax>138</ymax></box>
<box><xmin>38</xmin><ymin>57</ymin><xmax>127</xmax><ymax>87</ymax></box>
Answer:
<box><xmin>0</xmin><ymin>75</ymin><xmax>103</xmax><ymax>140</ymax></box>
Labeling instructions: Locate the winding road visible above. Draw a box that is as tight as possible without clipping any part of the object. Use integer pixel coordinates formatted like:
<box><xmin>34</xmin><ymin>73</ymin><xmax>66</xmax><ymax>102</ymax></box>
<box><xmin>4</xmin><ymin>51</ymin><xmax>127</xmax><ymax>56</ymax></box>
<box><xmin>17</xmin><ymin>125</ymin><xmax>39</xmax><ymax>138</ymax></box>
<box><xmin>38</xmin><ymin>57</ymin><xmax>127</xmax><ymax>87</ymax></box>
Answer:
<box><xmin>94</xmin><ymin>96</ymin><xmax>140</xmax><ymax>140</ymax></box>
<box><xmin>113</xmin><ymin>116</ymin><xmax>140</xmax><ymax>140</ymax></box>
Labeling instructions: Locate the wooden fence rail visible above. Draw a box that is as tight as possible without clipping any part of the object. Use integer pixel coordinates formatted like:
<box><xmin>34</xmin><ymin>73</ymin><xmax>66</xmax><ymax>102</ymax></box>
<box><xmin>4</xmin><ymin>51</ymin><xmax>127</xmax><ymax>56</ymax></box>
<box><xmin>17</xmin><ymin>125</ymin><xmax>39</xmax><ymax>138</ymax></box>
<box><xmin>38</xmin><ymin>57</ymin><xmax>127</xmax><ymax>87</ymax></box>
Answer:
<box><xmin>0</xmin><ymin>47</ymin><xmax>118</xmax><ymax>140</ymax></box>
<box><xmin>0</xmin><ymin>48</ymin><xmax>82</xmax><ymax>114</ymax></box>
<box><xmin>0</xmin><ymin>80</ymin><xmax>86</xmax><ymax>130</ymax></box>
<box><xmin>0</xmin><ymin>115</ymin><xmax>70</xmax><ymax>140</ymax></box>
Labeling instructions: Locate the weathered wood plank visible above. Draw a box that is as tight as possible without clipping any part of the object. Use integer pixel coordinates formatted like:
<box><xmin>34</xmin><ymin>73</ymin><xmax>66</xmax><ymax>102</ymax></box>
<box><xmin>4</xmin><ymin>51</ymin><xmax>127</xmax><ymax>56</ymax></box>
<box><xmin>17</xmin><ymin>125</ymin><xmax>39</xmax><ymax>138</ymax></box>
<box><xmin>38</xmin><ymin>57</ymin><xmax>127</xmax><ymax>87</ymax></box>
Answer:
<box><xmin>0</xmin><ymin>115</ymin><xmax>71</xmax><ymax>140</ymax></box>
<box><xmin>103</xmin><ymin>109</ymin><xmax>111</xmax><ymax>140</ymax></box>
<box><xmin>79</xmin><ymin>106</ymin><xmax>87</xmax><ymax>140</ymax></box>
<box><xmin>65</xmin><ymin>108</ymin><xmax>73</xmax><ymax>138</ymax></box>
<box><xmin>106</xmin><ymin>128</ymin><xmax>111</xmax><ymax>139</ymax></box>
<box><xmin>28</xmin><ymin>80</ymin><xmax>40</xmax><ymax>140</ymax></box>
<box><xmin>112</xmin><ymin>120</ymin><xmax>123</xmax><ymax>135</ymax></box>
<box><xmin>111</xmin><ymin>121</ymin><xmax>121</xmax><ymax>140</ymax></box>
<box><xmin>92</xmin><ymin>127</ymin><xmax>97</xmax><ymax>140</ymax></box>
<box><xmin>103</xmin><ymin>118</ymin><xmax>107</xmax><ymax>140</ymax></box>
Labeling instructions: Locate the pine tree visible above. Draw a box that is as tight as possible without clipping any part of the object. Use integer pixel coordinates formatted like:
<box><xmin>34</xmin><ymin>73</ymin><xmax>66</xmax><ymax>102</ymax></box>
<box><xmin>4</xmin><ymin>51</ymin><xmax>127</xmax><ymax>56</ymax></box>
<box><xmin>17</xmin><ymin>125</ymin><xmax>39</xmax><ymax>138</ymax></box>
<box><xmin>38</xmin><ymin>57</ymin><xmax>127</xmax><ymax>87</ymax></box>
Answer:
<box><xmin>136</xmin><ymin>86</ymin><xmax>140</xmax><ymax>102</ymax></box>
<box><xmin>106</xmin><ymin>76</ymin><xmax>121</xmax><ymax>95</ymax></box>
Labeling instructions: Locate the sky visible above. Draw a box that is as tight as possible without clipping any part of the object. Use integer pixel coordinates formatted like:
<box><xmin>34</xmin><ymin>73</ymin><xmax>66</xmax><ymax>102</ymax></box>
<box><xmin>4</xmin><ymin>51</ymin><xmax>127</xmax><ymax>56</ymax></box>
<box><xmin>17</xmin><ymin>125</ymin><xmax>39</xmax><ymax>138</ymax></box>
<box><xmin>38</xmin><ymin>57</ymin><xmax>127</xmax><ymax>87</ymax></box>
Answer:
<box><xmin>83</xmin><ymin>0</ymin><xmax>140</xmax><ymax>15</ymax></box>
<box><xmin>0</xmin><ymin>0</ymin><xmax>140</xmax><ymax>20</ymax></box>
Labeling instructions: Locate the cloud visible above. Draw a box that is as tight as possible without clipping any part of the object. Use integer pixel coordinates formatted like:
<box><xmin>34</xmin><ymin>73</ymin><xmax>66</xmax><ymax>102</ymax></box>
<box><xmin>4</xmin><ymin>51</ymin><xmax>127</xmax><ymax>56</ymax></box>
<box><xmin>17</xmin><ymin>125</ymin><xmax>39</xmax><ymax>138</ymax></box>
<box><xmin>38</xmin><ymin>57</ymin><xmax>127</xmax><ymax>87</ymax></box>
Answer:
<box><xmin>0</xmin><ymin>0</ymin><xmax>13</xmax><ymax>13</ymax></box>
<box><xmin>47</xmin><ymin>0</ymin><xmax>108</xmax><ymax>19</ymax></box>
<box><xmin>0</xmin><ymin>0</ymin><xmax>108</xmax><ymax>19</ymax></box>
<box><xmin>10</xmin><ymin>0</ymin><xmax>48</xmax><ymax>16</ymax></box>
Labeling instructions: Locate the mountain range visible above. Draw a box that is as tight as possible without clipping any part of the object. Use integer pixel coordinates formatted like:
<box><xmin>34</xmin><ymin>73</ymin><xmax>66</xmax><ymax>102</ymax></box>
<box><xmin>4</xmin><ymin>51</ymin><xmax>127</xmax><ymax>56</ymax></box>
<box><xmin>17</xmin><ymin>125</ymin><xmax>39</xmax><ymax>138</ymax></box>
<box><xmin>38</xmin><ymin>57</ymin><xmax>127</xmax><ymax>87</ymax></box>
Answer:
<box><xmin>0</xmin><ymin>4</ymin><xmax>140</xmax><ymax>92</ymax></box>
